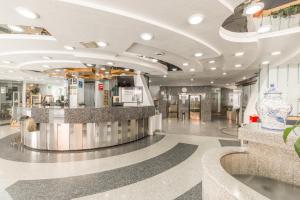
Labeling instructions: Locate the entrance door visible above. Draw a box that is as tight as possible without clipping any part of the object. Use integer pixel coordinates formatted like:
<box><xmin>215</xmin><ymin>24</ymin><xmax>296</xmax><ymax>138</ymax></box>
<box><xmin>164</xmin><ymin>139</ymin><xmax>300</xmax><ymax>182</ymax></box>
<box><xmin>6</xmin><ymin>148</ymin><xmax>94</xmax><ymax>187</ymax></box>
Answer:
<box><xmin>189</xmin><ymin>95</ymin><xmax>201</xmax><ymax>120</ymax></box>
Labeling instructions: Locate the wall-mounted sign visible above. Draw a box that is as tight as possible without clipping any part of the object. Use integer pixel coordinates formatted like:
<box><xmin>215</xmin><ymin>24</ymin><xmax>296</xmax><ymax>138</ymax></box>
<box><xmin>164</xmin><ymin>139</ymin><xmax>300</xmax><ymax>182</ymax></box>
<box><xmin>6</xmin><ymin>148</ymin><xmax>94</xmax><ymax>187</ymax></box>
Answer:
<box><xmin>98</xmin><ymin>83</ymin><xmax>104</xmax><ymax>91</ymax></box>
<box><xmin>121</xmin><ymin>87</ymin><xmax>143</xmax><ymax>103</ymax></box>
<box><xmin>0</xmin><ymin>87</ymin><xmax>6</xmax><ymax>94</ymax></box>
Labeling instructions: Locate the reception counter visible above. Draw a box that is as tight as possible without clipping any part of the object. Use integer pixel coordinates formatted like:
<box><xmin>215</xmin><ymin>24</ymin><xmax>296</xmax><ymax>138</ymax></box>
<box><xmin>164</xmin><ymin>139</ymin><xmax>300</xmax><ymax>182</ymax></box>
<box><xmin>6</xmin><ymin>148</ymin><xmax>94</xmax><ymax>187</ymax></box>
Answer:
<box><xmin>18</xmin><ymin>106</ymin><xmax>155</xmax><ymax>151</ymax></box>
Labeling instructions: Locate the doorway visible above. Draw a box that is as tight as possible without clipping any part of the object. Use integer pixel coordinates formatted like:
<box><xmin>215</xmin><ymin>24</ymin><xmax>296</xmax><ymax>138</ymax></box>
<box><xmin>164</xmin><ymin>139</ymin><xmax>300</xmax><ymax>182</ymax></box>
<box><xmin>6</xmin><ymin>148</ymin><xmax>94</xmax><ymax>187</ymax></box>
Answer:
<box><xmin>189</xmin><ymin>95</ymin><xmax>201</xmax><ymax>120</ymax></box>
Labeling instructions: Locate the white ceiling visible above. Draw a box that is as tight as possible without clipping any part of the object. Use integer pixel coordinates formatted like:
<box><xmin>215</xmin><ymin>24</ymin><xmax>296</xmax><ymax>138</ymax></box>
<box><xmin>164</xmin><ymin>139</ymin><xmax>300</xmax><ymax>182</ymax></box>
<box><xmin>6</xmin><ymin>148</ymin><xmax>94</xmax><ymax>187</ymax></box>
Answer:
<box><xmin>0</xmin><ymin>0</ymin><xmax>299</xmax><ymax>86</ymax></box>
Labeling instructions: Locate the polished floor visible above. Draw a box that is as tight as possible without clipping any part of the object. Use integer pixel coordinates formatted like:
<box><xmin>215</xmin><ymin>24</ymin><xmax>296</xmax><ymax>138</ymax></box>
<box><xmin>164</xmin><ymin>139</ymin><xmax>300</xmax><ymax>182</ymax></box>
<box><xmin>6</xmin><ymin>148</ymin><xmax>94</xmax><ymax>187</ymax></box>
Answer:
<box><xmin>0</xmin><ymin>118</ymin><xmax>239</xmax><ymax>200</ymax></box>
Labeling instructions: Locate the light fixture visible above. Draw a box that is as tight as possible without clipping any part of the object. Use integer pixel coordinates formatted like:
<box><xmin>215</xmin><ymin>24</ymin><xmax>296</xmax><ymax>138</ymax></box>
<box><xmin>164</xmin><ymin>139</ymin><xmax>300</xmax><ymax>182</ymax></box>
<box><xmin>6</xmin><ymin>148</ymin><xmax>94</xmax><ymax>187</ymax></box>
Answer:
<box><xmin>271</xmin><ymin>51</ymin><xmax>281</xmax><ymax>56</ymax></box>
<box><xmin>257</xmin><ymin>25</ymin><xmax>271</xmax><ymax>33</ymax></box>
<box><xmin>245</xmin><ymin>2</ymin><xmax>264</xmax><ymax>15</ymax></box>
<box><xmin>42</xmin><ymin>65</ymin><xmax>50</xmax><ymax>68</ymax></box>
<box><xmin>140</xmin><ymin>33</ymin><xmax>154</xmax><ymax>41</ymax></box>
<box><xmin>152</xmin><ymin>59</ymin><xmax>158</xmax><ymax>63</ymax></box>
<box><xmin>226</xmin><ymin>83</ymin><xmax>230</xmax><ymax>86</ymax></box>
<box><xmin>2</xmin><ymin>60</ymin><xmax>12</xmax><ymax>64</ymax></box>
<box><xmin>105</xmin><ymin>71</ymin><xmax>109</xmax><ymax>74</ymax></box>
<box><xmin>243</xmin><ymin>76</ymin><xmax>247</xmax><ymax>80</ymax></box>
<box><xmin>100</xmin><ymin>67</ymin><xmax>106</xmax><ymax>71</ymax></box>
<box><xmin>209</xmin><ymin>60</ymin><xmax>215</xmax><ymax>64</ymax></box>
<box><xmin>163</xmin><ymin>75</ymin><xmax>167</xmax><ymax>78</ymax></box>
<box><xmin>15</xmin><ymin>7</ymin><xmax>39</xmax><ymax>19</ymax></box>
<box><xmin>183</xmin><ymin>62</ymin><xmax>189</xmax><ymax>66</ymax></box>
<box><xmin>210</xmin><ymin>67</ymin><xmax>217</xmax><ymax>71</ymax></box>
<box><xmin>124</xmin><ymin>68</ymin><xmax>130</xmax><ymax>71</ymax></box>
<box><xmin>64</xmin><ymin>45</ymin><xmax>75</xmax><ymax>50</ymax></box>
<box><xmin>262</xmin><ymin>61</ymin><xmax>270</xmax><ymax>65</ymax></box>
<box><xmin>190</xmin><ymin>78</ymin><xmax>194</xmax><ymax>81</ymax></box>
<box><xmin>8</xmin><ymin>70</ymin><xmax>14</xmax><ymax>73</ymax></box>
<box><xmin>97</xmin><ymin>41</ymin><xmax>108</xmax><ymax>48</ymax></box>
<box><xmin>7</xmin><ymin>25</ymin><xmax>24</xmax><ymax>33</ymax></box>
<box><xmin>86</xmin><ymin>63</ymin><xmax>94</xmax><ymax>67</ymax></box>
<box><xmin>55</xmin><ymin>69</ymin><xmax>61</xmax><ymax>72</ymax></box>
<box><xmin>107</xmin><ymin>62</ymin><xmax>114</xmax><ymax>66</ymax></box>
<box><xmin>172</xmin><ymin>68</ymin><xmax>177</xmax><ymax>71</ymax></box>
<box><xmin>189</xmin><ymin>68</ymin><xmax>195</xmax><ymax>72</ymax></box>
<box><xmin>235</xmin><ymin>52</ymin><xmax>244</xmax><ymax>57</ymax></box>
<box><xmin>149</xmin><ymin>79</ymin><xmax>152</xmax><ymax>83</ymax></box>
<box><xmin>235</xmin><ymin>64</ymin><xmax>242</xmax><ymax>68</ymax></box>
<box><xmin>194</xmin><ymin>52</ymin><xmax>203</xmax><ymax>57</ymax></box>
<box><xmin>188</xmin><ymin>14</ymin><xmax>204</xmax><ymax>25</ymax></box>
<box><xmin>210</xmin><ymin>81</ymin><xmax>214</xmax><ymax>84</ymax></box>
<box><xmin>222</xmin><ymin>72</ymin><xmax>227</xmax><ymax>75</ymax></box>
<box><xmin>42</xmin><ymin>56</ymin><xmax>52</xmax><ymax>60</ymax></box>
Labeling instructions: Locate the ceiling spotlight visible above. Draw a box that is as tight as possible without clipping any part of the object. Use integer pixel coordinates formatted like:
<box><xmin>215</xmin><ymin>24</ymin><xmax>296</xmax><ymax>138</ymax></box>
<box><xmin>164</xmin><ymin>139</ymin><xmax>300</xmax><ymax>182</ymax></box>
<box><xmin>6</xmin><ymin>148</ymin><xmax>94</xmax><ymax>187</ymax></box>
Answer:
<box><xmin>42</xmin><ymin>56</ymin><xmax>52</xmax><ymax>60</ymax></box>
<box><xmin>15</xmin><ymin>7</ymin><xmax>39</xmax><ymax>19</ymax></box>
<box><xmin>172</xmin><ymin>68</ymin><xmax>177</xmax><ymax>71</ymax></box>
<box><xmin>183</xmin><ymin>62</ymin><xmax>189</xmax><ymax>66</ymax></box>
<box><xmin>107</xmin><ymin>62</ymin><xmax>114</xmax><ymax>66</ymax></box>
<box><xmin>7</xmin><ymin>25</ymin><xmax>24</xmax><ymax>33</ymax></box>
<box><xmin>210</xmin><ymin>67</ymin><xmax>217</xmax><ymax>71</ymax></box>
<box><xmin>235</xmin><ymin>64</ymin><xmax>242</xmax><ymax>68</ymax></box>
<box><xmin>243</xmin><ymin>76</ymin><xmax>247</xmax><ymax>80</ymax></box>
<box><xmin>257</xmin><ymin>25</ymin><xmax>271</xmax><ymax>33</ymax></box>
<box><xmin>152</xmin><ymin>59</ymin><xmax>158</xmax><ymax>63</ymax></box>
<box><xmin>189</xmin><ymin>68</ymin><xmax>195</xmax><ymax>72</ymax></box>
<box><xmin>124</xmin><ymin>68</ymin><xmax>130</xmax><ymax>71</ymax></box>
<box><xmin>188</xmin><ymin>14</ymin><xmax>204</xmax><ymax>25</ymax></box>
<box><xmin>64</xmin><ymin>45</ymin><xmax>75</xmax><ymax>50</ymax></box>
<box><xmin>163</xmin><ymin>75</ymin><xmax>167</xmax><ymax>78</ymax></box>
<box><xmin>194</xmin><ymin>52</ymin><xmax>203</xmax><ymax>57</ymax></box>
<box><xmin>8</xmin><ymin>70</ymin><xmax>14</xmax><ymax>73</ymax></box>
<box><xmin>55</xmin><ymin>69</ymin><xmax>61</xmax><ymax>72</ymax></box>
<box><xmin>271</xmin><ymin>51</ymin><xmax>281</xmax><ymax>56</ymax></box>
<box><xmin>97</xmin><ymin>41</ymin><xmax>108</xmax><ymax>48</ymax></box>
<box><xmin>226</xmin><ymin>83</ymin><xmax>230</xmax><ymax>86</ymax></box>
<box><xmin>2</xmin><ymin>60</ymin><xmax>12</xmax><ymax>64</ymax></box>
<box><xmin>100</xmin><ymin>67</ymin><xmax>106</xmax><ymax>71</ymax></box>
<box><xmin>245</xmin><ymin>2</ymin><xmax>264</xmax><ymax>15</ymax></box>
<box><xmin>209</xmin><ymin>60</ymin><xmax>215</xmax><ymax>64</ymax></box>
<box><xmin>140</xmin><ymin>33</ymin><xmax>154</xmax><ymax>41</ymax></box>
<box><xmin>42</xmin><ymin>65</ymin><xmax>50</xmax><ymax>68</ymax></box>
<box><xmin>190</xmin><ymin>78</ymin><xmax>194</xmax><ymax>81</ymax></box>
<box><xmin>210</xmin><ymin>81</ymin><xmax>214</xmax><ymax>84</ymax></box>
<box><xmin>262</xmin><ymin>61</ymin><xmax>270</xmax><ymax>65</ymax></box>
<box><xmin>149</xmin><ymin>79</ymin><xmax>152</xmax><ymax>83</ymax></box>
<box><xmin>222</xmin><ymin>72</ymin><xmax>227</xmax><ymax>75</ymax></box>
<box><xmin>86</xmin><ymin>63</ymin><xmax>94</xmax><ymax>67</ymax></box>
<box><xmin>235</xmin><ymin>52</ymin><xmax>244</xmax><ymax>57</ymax></box>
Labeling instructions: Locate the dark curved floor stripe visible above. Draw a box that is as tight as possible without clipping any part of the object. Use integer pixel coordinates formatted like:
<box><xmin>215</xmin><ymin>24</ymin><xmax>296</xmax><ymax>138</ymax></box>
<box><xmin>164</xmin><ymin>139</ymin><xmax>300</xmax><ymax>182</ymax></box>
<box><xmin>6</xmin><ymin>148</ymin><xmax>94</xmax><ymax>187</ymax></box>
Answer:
<box><xmin>219</xmin><ymin>139</ymin><xmax>241</xmax><ymax>147</ymax></box>
<box><xmin>175</xmin><ymin>182</ymin><xmax>202</xmax><ymax>200</ymax></box>
<box><xmin>0</xmin><ymin>133</ymin><xmax>164</xmax><ymax>163</ymax></box>
<box><xmin>6</xmin><ymin>143</ymin><xmax>197</xmax><ymax>200</ymax></box>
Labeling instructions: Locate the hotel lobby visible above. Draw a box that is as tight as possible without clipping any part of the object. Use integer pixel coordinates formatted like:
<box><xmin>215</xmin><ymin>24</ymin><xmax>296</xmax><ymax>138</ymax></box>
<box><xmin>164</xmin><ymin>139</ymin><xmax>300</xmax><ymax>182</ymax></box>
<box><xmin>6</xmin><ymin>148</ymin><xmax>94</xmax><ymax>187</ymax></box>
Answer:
<box><xmin>0</xmin><ymin>0</ymin><xmax>300</xmax><ymax>199</ymax></box>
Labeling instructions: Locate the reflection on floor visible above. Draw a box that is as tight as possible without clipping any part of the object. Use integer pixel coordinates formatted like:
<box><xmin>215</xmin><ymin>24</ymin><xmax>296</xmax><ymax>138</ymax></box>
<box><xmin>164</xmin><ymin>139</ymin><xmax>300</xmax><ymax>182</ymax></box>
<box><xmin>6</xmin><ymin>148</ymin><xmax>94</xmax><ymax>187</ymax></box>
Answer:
<box><xmin>234</xmin><ymin>174</ymin><xmax>300</xmax><ymax>200</ymax></box>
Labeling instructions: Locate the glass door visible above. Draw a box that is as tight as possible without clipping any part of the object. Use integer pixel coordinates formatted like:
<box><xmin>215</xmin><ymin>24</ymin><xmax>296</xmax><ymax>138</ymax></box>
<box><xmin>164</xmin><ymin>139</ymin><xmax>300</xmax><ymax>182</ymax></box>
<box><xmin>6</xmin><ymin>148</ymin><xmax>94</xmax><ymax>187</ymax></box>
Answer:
<box><xmin>189</xmin><ymin>95</ymin><xmax>201</xmax><ymax>120</ymax></box>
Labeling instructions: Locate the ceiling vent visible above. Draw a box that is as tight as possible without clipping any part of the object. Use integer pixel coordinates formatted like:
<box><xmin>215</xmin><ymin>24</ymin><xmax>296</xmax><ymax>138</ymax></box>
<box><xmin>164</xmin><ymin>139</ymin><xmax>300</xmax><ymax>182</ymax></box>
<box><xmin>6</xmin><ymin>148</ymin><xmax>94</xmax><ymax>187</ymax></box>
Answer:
<box><xmin>80</xmin><ymin>41</ymin><xmax>99</xmax><ymax>48</ymax></box>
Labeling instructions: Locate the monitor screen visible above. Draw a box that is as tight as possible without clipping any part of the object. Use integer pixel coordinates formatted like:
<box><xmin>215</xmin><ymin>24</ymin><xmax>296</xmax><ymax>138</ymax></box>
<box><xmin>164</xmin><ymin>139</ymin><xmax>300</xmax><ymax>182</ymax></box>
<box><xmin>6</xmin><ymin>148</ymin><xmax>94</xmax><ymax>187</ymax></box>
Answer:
<box><xmin>117</xmin><ymin>76</ymin><xmax>134</xmax><ymax>87</ymax></box>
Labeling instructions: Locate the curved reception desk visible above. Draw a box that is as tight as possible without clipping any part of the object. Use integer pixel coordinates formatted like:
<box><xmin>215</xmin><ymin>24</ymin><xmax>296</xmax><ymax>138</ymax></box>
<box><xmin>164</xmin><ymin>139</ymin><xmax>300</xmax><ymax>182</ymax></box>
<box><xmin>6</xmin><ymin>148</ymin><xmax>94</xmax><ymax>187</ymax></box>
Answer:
<box><xmin>19</xmin><ymin>106</ymin><xmax>155</xmax><ymax>151</ymax></box>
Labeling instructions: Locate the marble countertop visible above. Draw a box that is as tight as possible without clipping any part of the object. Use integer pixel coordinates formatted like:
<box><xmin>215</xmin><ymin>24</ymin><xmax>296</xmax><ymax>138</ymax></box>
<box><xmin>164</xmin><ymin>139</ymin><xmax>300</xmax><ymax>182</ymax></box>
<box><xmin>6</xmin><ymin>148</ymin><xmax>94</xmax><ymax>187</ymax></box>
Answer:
<box><xmin>19</xmin><ymin>106</ymin><xmax>155</xmax><ymax>123</ymax></box>
<box><xmin>201</xmin><ymin>147</ymin><xmax>270</xmax><ymax>200</ymax></box>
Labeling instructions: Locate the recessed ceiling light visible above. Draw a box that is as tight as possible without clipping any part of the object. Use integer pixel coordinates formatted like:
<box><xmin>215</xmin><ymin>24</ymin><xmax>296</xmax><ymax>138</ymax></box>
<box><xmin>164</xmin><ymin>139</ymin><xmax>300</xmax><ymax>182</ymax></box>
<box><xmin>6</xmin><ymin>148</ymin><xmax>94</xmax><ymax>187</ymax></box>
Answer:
<box><xmin>7</xmin><ymin>25</ymin><xmax>24</xmax><ymax>33</ymax></box>
<box><xmin>183</xmin><ymin>62</ymin><xmax>189</xmax><ymax>66</ymax></box>
<box><xmin>15</xmin><ymin>7</ymin><xmax>39</xmax><ymax>19</ymax></box>
<box><xmin>149</xmin><ymin>79</ymin><xmax>152</xmax><ymax>83</ymax></box>
<box><xmin>190</xmin><ymin>68</ymin><xmax>195</xmax><ymax>72</ymax></box>
<box><xmin>257</xmin><ymin>25</ymin><xmax>271</xmax><ymax>33</ymax></box>
<box><xmin>262</xmin><ymin>61</ymin><xmax>270</xmax><ymax>65</ymax></box>
<box><xmin>243</xmin><ymin>76</ymin><xmax>247</xmax><ymax>80</ymax></box>
<box><xmin>245</xmin><ymin>2</ymin><xmax>264</xmax><ymax>15</ymax></box>
<box><xmin>100</xmin><ymin>67</ymin><xmax>106</xmax><ymax>71</ymax></box>
<box><xmin>124</xmin><ymin>68</ymin><xmax>130</xmax><ymax>71</ymax></box>
<box><xmin>163</xmin><ymin>75</ymin><xmax>167</xmax><ymax>78</ymax></box>
<box><xmin>190</xmin><ymin>78</ymin><xmax>194</xmax><ymax>81</ymax></box>
<box><xmin>271</xmin><ymin>51</ymin><xmax>281</xmax><ymax>56</ymax></box>
<box><xmin>140</xmin><ymin>33</ymin><xmax>154</xmax><ymax>41</ymax></box>
<box><xmin>209</xmin><ymin>60</ymin><xmax>215</xmax><ymax>64</ymax></box>
<box><xmin>222</xmin><ymin>72</ymin><xmax>227</xmax><ymax>75</ymax></box>
<box><xmin>194</xmin><ymin>52</ymin><xmax>203</xmax><ymax>57</ymax></box>
<box><xmin>97</xmin><ymin>41</ymin><xmax>108</xmax><ymax>48</ymax></box>
<box><xmin>172</xmin><ymin>68</ymin><xmax>177</xmax><ymax>71</ymax></box>
<box><xmin>86</xmin><ymin>63</ymin><xmax>94</xmax><ymax>67</ymax></box>
<box><xmin>226</xmin><ymin>83</ymin><xmax>230</xmax><ymax>86</ymax></box>
<box><xmin>235</xmin><ymin>64</ymin><xmax>242</xmax><ymax>68</ymax></box>
<box><xmin>8</xmin><ymin>70</ymin><xmax>14</xmax><ymax>73</ymax></box>
<box><xmin>210</xmin><ymin>81</ymin><xmax>214</xmax><ymax>84</ymax></box>
<box><xmin>55</xmin><ymin>69</ymin><xmax>61</xmax><ymax>72</ymax></box>
<box><xmin>43</xmin><ymin>65</ymin><xmax>50</xmax><ymax>68</ymax></box>
<box><xmin>235</xmin><ymin>52</ymin><xmax>244</xmax><ymax>57</ymax></box>
<box><xmin>152</xmin><ymin>59</ymin><xmax>158</xmax><ymax>63</ymax></box>
<box><xmin>2</xmin><ymin>60</ymin><xmax>12</xmax><ymax>64</ymax></box>
<box><xmin>210</xmin><ymin>67</ymin><xmax>217</xmax><ymax>71</ymax></box>
<box><xmin>107</xmin><ymin>62</ymin><xmax>114</xmax><ymax>66</ymax></box>
<box><xmin>188</xmin><ymin>14</ymin><xmax>204</xmax><ymax>25</ymax></box>
<box><xmin>42</xmin><ymin>56</ymin><xmax>52</xmax><ymax>60</ymax></box>
<box><xmin>64</xmin><ymin>45</ymin><xmax>75</xmax><ymax>50</ymax></box>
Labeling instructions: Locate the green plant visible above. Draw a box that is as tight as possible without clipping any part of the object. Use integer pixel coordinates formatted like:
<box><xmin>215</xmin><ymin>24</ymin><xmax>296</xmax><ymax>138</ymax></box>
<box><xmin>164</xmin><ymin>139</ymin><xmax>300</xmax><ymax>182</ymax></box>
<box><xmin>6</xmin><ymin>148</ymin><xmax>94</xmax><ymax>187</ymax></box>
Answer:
<box><xmin>283</xmin><ymin>116</ymin><xmax>300</xmax><ymax>158</ymax></box>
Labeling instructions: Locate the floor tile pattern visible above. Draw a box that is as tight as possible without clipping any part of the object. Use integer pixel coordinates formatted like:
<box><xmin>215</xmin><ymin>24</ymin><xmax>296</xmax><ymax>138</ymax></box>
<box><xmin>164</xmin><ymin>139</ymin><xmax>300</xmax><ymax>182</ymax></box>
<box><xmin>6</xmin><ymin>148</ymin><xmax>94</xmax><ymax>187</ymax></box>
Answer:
<box><xmin>175</xmin><ymin>182</ymin><xmax>202</xmax><ymax>200</ymax></box>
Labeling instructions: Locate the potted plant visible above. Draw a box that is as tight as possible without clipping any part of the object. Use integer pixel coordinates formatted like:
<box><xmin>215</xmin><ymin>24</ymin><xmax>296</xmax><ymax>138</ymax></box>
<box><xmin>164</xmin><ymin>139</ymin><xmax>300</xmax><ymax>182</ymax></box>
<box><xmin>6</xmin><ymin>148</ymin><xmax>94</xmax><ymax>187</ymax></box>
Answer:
<box><xmin>283</xmin><ymin>115</ymin><xmax>300</xmax><ymax>157</ymax></box>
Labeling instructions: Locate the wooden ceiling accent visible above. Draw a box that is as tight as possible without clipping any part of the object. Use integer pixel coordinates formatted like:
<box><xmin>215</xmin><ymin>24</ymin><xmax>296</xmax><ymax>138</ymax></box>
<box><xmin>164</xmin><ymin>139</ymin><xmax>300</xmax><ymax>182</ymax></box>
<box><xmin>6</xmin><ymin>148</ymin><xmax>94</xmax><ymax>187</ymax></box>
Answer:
<box><xmin>255</xmin><ymin>0</ymin><xmax>300</xmax><ymax>17</ymax></box>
